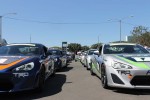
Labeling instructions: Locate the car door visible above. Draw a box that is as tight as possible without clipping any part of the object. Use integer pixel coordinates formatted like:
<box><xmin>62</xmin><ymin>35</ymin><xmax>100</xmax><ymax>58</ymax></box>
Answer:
<box><xmin>61</xmin><ymin>51</ymin><xmax>67</xmax><ymax>67</ymax></box>
<box><xmin>41</xmin><ymin>46</ymin><xmax>53</xmax><ymax>77</ymax></box>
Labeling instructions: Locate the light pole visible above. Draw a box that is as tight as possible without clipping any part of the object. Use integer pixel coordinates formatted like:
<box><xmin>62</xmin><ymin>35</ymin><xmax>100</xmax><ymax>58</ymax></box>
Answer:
<box><xmin>108</xmin><ymin>16</ymin><xmax>133</xmax><ymax>42</ymax></box>
<box><xmin>0</xmin><ymin>13</ymin><xmax>16</xmax><ymax>43</ymax></box>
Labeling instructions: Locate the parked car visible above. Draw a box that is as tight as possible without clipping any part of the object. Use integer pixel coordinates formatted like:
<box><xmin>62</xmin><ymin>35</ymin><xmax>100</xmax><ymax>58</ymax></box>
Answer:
<box><xmin>90</xmin><ymin>43</ymin><xmax>150</xmax><ymax>89</ymax></box>
<box><xmin>84</xmin><ymin>49</ymin><xmax>99</xmax><ymax>70</ymax></box>
<box><xmin>0</xmin><ymin>43</ymin><xmax>55</xmax><ymax>92</ymax></box>
<box><xmin>47</xmin><ymin>49</ymin><xmax>67</xmax><ymax>70</ymax></box>
<box><xmin>80</xmin><ymin>51</ymin><xmax>87</xmax><ymax>65</ymax></box>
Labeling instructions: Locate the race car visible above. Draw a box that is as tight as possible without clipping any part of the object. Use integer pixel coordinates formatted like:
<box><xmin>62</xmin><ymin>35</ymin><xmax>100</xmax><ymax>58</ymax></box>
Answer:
<box><xmin>84</xmin><ymin>49</ymin><xmax>99</xmax><ymax>70</ymax></box>
<box><xmin>0</xmin><ymin>43</ymin><xmax>55</xmax><ymax>92</ymax></box>
<box><xmin>47</xmin><ymin>49</ymin><xmax>67</xmax><ymax>70</ymax></box>
<box><xmin>90</xmin><ymin>43</ymin><xmax>150</xmax><ymax>89</ymax></box>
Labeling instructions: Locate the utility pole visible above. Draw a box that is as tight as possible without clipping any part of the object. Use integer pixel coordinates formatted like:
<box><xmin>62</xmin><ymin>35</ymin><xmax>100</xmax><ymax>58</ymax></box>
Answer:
<box><xmin>108</xmin><ymin>16</ymin><xmax>133</xmax><ymax>42</ymax></box>
<box><xmin>0</xmin><ymin>16</ymin><xmax>2</xmax><ymax>44</ymax></box>
<box><xmin>98</xmin><ymin>35</ymin><xmax>99</xmax><ymax>44</ymax></box>
<box><xmin>119</xmin><ymin>20</ymin><xmax>122</xmax><ymax>42</ymax></box>
<box><xmin>30</xmin><ymin>34</ymin><xmax>31</xmax><ymax>43</ymax></box>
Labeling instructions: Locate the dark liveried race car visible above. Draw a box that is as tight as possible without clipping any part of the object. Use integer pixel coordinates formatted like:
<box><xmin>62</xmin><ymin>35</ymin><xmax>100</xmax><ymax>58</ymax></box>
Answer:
<box><xmin>47</xmin><ymin>49</ymin><xmax>67</xmax><ymax>70</ymax></box>
<box><xmin>0</xmin><ymin>43</ymin><xmax>55</xmax><ymax>92</ymax></box>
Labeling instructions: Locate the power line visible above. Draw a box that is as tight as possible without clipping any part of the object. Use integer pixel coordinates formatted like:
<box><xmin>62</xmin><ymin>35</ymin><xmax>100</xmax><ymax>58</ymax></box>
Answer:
<box><xmin>4</xmin><ymin>17</ymin><xmax>115</xmax><ymax>24</ymax></box>
<box><xmin>4</xmin><ymin>16</ymin><xmax>150</xmax><ymax>28</ymax></box>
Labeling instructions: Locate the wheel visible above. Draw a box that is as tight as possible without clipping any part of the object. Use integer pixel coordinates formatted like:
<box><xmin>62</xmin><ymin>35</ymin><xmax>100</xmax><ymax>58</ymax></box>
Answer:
<box><xmin>64</xmin><ymin>60</ymin><xmax>68</xmax><ymax>68</ymax></box>
<box><xmin>51</xmin><ymin>61</ymin><xmax>56</xmax><ymax>77</ymax></box>
<box><xmin>101</xmin><ymin>64</ymin><xmax>109</xmax><ymax>89</ymax></box>
<box><xmin>36</xmin><ymin>68</ymin><xmax>45</xmax><ymax>92</ymax></box>
<box><xmin>90</xmin><ymin>62</ymin><xmax>94</xmax><ymax>75</ymax></box>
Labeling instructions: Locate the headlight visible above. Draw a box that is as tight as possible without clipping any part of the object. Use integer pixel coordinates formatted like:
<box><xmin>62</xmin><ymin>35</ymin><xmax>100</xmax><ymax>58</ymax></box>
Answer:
<box><xmin>112</xmin><ymin>61</ymin><xmax>132</xmax><ymax>69</ymax></box>
<box><xmin>54</xmin><ymin>58</ymin><xmax>58</xmax><ymax>62</ymax></box>
<box><xmin>15</xmin><ymin>62</ymin><xmax>34</xmax><ymax>71</ymax></box>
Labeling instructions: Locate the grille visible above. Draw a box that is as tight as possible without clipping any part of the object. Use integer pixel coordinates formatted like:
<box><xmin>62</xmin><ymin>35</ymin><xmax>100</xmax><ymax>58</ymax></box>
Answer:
<box><xmin>0</xmin><ymin>79</ymin><xmax>13</xmax><ymax>91</ymax></box>
<box><xmin>0</xmin><ymin>73</ymin><xmax>14</xmax><ymax>91</ymax></box>
<box><xmin>130</xmin><ymin>76</ymin><xmax>150</xmax><ymax>86</ymax></box>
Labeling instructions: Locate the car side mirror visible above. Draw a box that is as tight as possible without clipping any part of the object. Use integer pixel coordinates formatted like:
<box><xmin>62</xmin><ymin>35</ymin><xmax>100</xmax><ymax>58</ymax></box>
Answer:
<box><xmin>40</xmin><ymin>54</ymin><xmax>47</xmax><ymax>59</ymax></box>
<box><xmin>93</xmin><ymin>51</ymin><xmax>100</xmax><ymax>56</ymax></box>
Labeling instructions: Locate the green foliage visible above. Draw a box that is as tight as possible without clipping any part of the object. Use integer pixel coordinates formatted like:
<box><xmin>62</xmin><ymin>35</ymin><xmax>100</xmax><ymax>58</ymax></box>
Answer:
<box><xmin>91</xmin><ymin>43</ymin><xmax>102</xmax><ymax>49</ymax></box>
<box><xmin>81</xmin><ymin>45</ymin><xmax>89</xmax><ymax>51</ymax></box>
<box><xmin>129</xmin><ymin>26</ymin><xmax>150</xmax><ymax>47</ymax></box>
<box><xmin>68</xmin><ymin>43</ymin><xmax>82</xmax><ymax>53</ymax></box>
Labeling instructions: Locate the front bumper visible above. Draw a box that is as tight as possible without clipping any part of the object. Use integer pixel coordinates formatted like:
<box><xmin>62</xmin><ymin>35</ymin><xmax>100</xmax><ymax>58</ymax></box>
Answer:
<box><xmin>0</xmin><ymin>71</ymin><xmax>37</xmax><ymax>92</ymax></box>
<box><xmin>106</xmin><ymin>67</ymin><xmax>150</xmax><ymax>89</ymax></box>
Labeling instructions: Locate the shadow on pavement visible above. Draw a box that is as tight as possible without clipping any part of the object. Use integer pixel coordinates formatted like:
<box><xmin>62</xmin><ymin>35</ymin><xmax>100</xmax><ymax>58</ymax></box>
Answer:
<box><xmin>112</xmin><ymin>88</ymin><xmax>150</xmax><ymax>95</ymax></box>
<box><xmin>0</xmin><ymin>73</ymin><xmax>66</xmax><ymax>100</ymax></box>
<box><xmin>57</xmin><ymin>66</ymin><xmax>73</xmax><ymax>72</ymax></box>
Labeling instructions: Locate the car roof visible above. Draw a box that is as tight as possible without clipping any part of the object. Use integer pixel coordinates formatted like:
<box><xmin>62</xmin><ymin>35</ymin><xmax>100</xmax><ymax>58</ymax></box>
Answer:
<box><xmin>6</xmin><ymin>43</ymin><xmax>47</xmax><ymax>48</ymax></box>
<box><xmin>105</xmin><ymin>42</ymin><xmax>136</xmax><ymax>46</ymax></box>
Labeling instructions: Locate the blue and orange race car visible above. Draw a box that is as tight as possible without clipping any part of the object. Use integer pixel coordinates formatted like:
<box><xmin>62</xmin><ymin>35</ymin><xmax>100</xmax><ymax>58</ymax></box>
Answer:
<box><xmin>0</xmin><ymin>43</ymin><xmax>55</xmax><ymax>92</ymax></box>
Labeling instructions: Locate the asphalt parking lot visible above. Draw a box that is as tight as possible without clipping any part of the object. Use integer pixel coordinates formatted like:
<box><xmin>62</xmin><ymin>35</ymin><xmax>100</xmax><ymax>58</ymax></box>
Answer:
<box><xmin>1</xmin><ymin>61</ymin><xmax>150</xmax><ymax>100</ymax></box>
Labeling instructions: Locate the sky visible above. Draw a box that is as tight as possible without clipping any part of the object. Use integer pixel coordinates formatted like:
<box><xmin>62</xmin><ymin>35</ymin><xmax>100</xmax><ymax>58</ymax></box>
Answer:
<box><xmin>0</xmin><ymin>0</ymin><xmax>150</xmax><ymax>47</ymax></box>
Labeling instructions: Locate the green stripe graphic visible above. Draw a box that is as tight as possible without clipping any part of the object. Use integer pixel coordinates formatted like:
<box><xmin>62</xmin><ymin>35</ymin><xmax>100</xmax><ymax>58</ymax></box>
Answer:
<box><xmin>115</xmin><ymin>55</ymin><xmax>150</xmax><ymax>70</ymax></box>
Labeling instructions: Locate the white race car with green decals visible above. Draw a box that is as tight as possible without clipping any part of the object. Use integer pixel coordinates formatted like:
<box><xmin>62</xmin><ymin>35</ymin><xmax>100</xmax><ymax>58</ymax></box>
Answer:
<box><xmin>90</xmin><ymin>43</ymin><xmax>150</xmax><ymax>89</ymax></box>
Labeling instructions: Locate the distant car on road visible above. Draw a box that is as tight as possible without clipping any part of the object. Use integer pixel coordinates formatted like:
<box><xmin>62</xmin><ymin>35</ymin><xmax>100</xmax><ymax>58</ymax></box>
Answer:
<box><xmin>47</xmin><ymin>49</ymin><xmax>67</xmax><ymax>70</ymax></box>
<box><xmin>84</xmin><ymin>49</ymin><xmax>99</xmax><ymax>70</ymax></box>
<box><xmin>90</xmin><ymin>43</ymin><xmax>150</xmax><ymax>89</ymax></box>
<box><xmin>0</xmin><ymin>43</ymin><xmax>55</xmax><ymax>92</ymax></box>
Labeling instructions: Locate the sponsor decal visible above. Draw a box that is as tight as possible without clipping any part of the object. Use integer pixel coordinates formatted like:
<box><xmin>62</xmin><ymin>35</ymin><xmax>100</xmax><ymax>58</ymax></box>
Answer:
<box><xmin>131</xmin><ymin>57</ymin><xmax>150</xmax><ymax>62</ymax></box>
<box><xmin>0</xmin><ymin>57</ymin><xmax>27</xmax><ymax>70</ymax></box>
<box><xmin>0</xmin><ymin>58</ymin><xmax>7</xmax><ymax>63</ymax></box>
<box><xmin>13</xmin><ymin>72</ymin><xmax>29</xmax><ymax>78</ymax></box>
<box><xmin>115</xmin><ymin>55</ymin><xmax>150</xmax><ymax>70</ymax></box>
<box><xmin>117</xmin><ymin>70</ymin><xmax>131</xmax><ymax>75</ymax></box>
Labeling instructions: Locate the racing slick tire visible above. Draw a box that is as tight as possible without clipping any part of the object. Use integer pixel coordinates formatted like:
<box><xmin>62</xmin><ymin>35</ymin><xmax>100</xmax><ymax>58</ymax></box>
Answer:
<box><xmin>101</xmin><ymin>64</ymin><xmax>109</xmax><ymax>89</ymax></box>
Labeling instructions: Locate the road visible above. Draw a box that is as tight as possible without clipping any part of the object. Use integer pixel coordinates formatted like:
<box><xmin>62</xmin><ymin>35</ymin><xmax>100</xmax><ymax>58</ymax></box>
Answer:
<box><xmin>1</xmin><ymin>61</ymin><xmax>150</xmax><ymax>100</ymax></box>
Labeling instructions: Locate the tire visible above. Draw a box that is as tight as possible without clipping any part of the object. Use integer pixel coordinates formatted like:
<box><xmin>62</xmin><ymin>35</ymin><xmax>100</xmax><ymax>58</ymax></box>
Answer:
<box><xmin>64</xmin><ymin>60</ymin><xmax>67</xmax><ymax>68</ymax></box>
<box><xmin>90</xmin><ymin>62</ymin><xmax>94</xmax><ymax>75</ymax></box>
<box><xmin>36</xmin><ymin>68</ymin><xmax>45</xmax><ymax>92</ymax></box>
<box><xmin>101</xmin><ymin>64</ymin><xmax>109</xmax><ymax>89</ymax></box>
<box><xmin>51</xmin><ymin>61</ymin><xmax>56</xmax><ymax>77</ymax></box>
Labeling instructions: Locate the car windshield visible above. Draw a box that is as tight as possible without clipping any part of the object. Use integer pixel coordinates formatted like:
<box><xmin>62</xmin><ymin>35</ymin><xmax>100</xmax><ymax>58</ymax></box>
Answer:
<box><xmin>104</xmin><ymin>44</ymin><xmax>149</xmax><ymax>54</ymax></box>
<box><xmin>88</xmin><ymin>50</ymin><xmax>97</xmax><ymax>55</ymax></box>
<box><xmin>48</xmin><ymin>50</ymin><xmax>61</xmax><ymax>55</ymax></box>
<box><xmin>0</xmin><ymin>44</ymin><xmax>41</xmax><ymax>56</ymax></box>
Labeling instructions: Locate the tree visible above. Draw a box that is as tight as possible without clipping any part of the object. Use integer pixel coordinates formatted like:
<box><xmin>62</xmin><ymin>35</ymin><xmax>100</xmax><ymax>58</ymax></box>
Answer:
<box><xmin>81</xmin><ymin>45</ymin><xmax>89</xmax><ymax>51</ymax></box>
<box><xmin>91</xmin><ymin>43</ymin><xmax>102</xmax><ymax>49</ymax></box>
<box><xmin>68</xmin><ymin>43</ymin><xmax>82</xmax><ymax>54</ymax></box>
<box><xmin>129</xmin><ymin>26</ymin><xmax>150</xmax><ymax>46</ymax></box>
<box><xmin>130</xmin><ymin>26</ymin><xmax>148</xmax><ymax>43</ymax></box>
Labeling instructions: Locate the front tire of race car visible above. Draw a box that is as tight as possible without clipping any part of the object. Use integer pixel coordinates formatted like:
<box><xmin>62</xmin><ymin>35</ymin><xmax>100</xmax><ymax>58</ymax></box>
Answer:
<box><xmin>36</xmin><ymin>68</ymin><xmax>45</xmax><ymax>92</ymax></box>
<box><xmin>101</xmin><ymin>64</ymin><xmax>109</xmax><ymax>89</ymax></box>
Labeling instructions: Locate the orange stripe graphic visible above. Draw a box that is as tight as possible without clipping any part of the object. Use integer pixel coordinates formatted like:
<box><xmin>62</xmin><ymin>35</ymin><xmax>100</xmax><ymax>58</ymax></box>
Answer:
<box><xmin>0</xmin><ymin>58</ymin><xmax>27</xmax><ymax>70</ymax></box>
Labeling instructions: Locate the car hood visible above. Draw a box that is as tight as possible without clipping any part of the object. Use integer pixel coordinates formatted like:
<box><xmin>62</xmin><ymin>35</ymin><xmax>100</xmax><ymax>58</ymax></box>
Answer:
<box><xmin>103</xmin><ymin>54</ymin><xmax>150</xmax><ymax>69</ymax></box>
<box><xmin>0</xmin><ymin>56</ymin><xmax>30</xmax><ymax>70</ymax></box>
<box><xmin>51</xmin><ymin>55</ymin><xmax>61</xmax><ymax>58</ymax></box>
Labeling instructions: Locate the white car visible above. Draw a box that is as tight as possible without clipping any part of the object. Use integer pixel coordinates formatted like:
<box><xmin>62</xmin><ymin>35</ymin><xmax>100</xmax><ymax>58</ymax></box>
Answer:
<box><xmin>85</xmin><ymin>49</ymin><xmax>99</xmax><ymax>70</ymax></box>
<box><xmin>91</xmin><ymin>43</ymin><xmax>150</xmax><ymax>89</ymax></box>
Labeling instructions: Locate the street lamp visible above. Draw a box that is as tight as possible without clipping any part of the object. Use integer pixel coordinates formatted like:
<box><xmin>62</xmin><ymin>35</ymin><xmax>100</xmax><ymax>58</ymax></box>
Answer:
<box><xmin>0</xmin><ymin>13</ymin><xmax>17</xmax><ymax>43</ymax></box>
<box><xmin>108</xmin><ymin>16</ymin><xmax>133</xmax><ymax>42</ymax></box>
